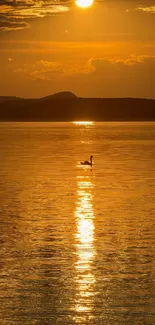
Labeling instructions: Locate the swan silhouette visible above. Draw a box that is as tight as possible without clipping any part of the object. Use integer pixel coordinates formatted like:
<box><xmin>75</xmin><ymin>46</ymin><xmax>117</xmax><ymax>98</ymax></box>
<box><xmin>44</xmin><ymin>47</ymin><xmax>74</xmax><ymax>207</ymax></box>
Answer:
<box><xmin>80</xmin><ymin>155</ymin><xmax>93</xmax><ymax>167</ymax></box>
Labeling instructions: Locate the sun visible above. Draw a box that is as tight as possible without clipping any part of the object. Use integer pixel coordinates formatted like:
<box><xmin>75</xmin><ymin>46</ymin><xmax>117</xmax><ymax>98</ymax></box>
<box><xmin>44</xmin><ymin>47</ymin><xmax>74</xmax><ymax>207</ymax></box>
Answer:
<box><xmin>75</xmin><ymin>0</ymin><xmax>94</xmax><ymax>8</ymax></box>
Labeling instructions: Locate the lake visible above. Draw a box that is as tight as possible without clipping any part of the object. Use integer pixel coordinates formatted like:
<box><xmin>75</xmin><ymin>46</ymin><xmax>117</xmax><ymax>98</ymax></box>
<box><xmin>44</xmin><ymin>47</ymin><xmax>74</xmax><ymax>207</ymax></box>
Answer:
<box><xmin>0</xmin><ymin>122</ymin><xmax>155</xmax><ymax>325</ymax></box>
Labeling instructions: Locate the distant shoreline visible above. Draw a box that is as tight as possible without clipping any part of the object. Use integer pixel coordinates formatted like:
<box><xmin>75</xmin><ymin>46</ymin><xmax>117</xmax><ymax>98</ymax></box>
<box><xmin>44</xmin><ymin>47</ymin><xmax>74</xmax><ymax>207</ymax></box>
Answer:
<box><xmin>0</xmin><ymin>92</ymin><xmax>155</xmax><ymax>121</ymax></box>
<box><xmin>0</xmin><ymin>119</ymin><xmax>155</xmax><ymax>124</ymax></box>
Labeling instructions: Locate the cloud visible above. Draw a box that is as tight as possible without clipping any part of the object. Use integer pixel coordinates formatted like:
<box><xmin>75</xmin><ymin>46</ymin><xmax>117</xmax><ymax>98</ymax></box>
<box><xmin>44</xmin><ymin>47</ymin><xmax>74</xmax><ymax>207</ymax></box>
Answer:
<box><xmin>31</xmin><ymin>55</ymin><xmax>155</xmax><ymax>98</ymax></box>
<box><xmin>0</xmin><ymin>19</ymin><xmax>29</xmax><ymax>31</ymax></box>
<box><xmin>1</xmin><ymin>0</ymin><xmax>155</xmax><ymax>32</ymax></box>
<box><xmin>0</xmin><ymin>0</ymin><xmax>69</xmax><ymax>31</ymax></box>
<box><xmin>79</xmin><ymin>55</ymin><xmax>155</xmax><ymax>97</ymax></box>
<box><xmin>136</xmin><ymin>5</ymin><xmax>155</xmax><ymax>13</ymax></box>
<box><xmin>102</xmin><ymin>0</ymin><xmax>155</xmax><ymax>11</ymax></box>
<box><xmin>1</xmin><ymin>53</ymin><xmax>155</xmax><ymax>98</ymax></box>
<box><xmin>13</xmin><ymin>60</ymin><xmax>64</xmax><ymax>80</ymax></box>
<box><xmin>14</xmin><ymin>67</ymin><xmax>27</xmax><ymax>73</ymax></box>
<box><xmin>12</xmin><ymin>55</ymin><xmax>155</xmax><ymax>85</ymax></box>
<box><xmin>30</xmin><ymin>59</ymin><xmax>95</xmax><ymax>80</ymax></box>
<box><xmin>12</xmin><ymin>58</ymin><xmax>93</xmax><ymax>81</ymax></box>
<box><xmin>91</xmin><ymin>55</ymin><xmax>155</xmax><ymax>66</ymax></box>
<box><xmin>87</xmin><ymin>56</ymin><xmax>155</xmax><ymax>80</ymax></box>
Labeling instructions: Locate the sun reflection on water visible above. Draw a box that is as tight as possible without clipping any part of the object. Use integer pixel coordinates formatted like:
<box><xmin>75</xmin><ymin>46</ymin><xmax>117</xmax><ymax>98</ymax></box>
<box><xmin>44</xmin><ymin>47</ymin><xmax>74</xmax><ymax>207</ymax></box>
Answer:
<box><xmin>73</xmin><ymin>121</ymin><xmax>94</xmax><ymax>126</ymax></box>
<box><xmin>74</xmin><ymin>175</ymin><xmax>96</xmax><ymax>323</ymax></box>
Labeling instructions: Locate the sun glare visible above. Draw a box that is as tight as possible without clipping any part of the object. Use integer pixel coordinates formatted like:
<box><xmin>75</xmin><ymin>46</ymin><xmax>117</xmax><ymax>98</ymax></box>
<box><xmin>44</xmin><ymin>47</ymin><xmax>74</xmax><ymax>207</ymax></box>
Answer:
<box><xmin>75</xmin><ymin>0</ymin><xmax>94</xmax><ymax>8</ymax></box>
<box><xmin>73</xmin><ymin>121</ymin><xmax>94</xmax><ymax>125</ymax></box>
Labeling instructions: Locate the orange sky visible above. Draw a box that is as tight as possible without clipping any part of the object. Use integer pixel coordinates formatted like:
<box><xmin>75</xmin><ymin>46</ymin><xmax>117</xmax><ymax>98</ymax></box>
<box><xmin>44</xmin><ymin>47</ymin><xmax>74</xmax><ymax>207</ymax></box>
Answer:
<box><xmin>0</xmin><ymin>0</ymin><xmax>155</xmax><ymax>98</ymax></box>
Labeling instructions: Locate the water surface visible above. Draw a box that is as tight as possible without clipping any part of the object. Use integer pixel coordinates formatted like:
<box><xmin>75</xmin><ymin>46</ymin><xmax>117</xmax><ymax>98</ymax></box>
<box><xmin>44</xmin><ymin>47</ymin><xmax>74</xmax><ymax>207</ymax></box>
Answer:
<box><xmin>0</xmin><ymin>122</ymin><xmax>155</xmax><ymax>325</ymax></box>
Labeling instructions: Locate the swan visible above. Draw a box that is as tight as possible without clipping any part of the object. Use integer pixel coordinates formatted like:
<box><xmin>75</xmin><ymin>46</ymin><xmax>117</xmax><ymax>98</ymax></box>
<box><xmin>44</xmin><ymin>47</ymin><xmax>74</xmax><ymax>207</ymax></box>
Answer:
<box><xmin>80</xmin><ymin>155</ymin><xmax>93</xmax><ymax>167</ymax></box>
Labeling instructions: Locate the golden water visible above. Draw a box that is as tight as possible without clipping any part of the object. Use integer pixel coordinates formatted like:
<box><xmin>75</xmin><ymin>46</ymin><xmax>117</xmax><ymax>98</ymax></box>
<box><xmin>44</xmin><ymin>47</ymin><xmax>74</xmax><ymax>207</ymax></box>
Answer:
<box><xmin>0</xmin><ymin>122</ymin><xmax>155</xmax><ymax>325</ymax></box>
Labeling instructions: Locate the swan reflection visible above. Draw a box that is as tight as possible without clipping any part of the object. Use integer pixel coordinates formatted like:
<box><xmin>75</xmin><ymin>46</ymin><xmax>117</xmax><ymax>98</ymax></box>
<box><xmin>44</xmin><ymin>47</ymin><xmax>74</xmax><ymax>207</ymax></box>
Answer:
<box><xmin>74</xmin><ymin>175</ymin><xmax>95</xmax><ymax>323</ymax></box>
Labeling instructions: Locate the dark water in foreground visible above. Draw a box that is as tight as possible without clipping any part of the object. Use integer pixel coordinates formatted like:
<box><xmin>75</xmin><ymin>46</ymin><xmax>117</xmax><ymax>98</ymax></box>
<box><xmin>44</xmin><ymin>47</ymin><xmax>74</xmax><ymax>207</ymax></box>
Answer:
<box><xmin>0</xmin><ymin>122</ymin><xmax>155</xmax><ymax>325</ymax></box>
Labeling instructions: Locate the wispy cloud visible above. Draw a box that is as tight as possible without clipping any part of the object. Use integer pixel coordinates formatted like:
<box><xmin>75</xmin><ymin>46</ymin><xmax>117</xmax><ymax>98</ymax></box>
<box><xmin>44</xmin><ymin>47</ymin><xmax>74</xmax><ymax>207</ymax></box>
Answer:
<box><xmin>136</xmin><ymin>5</ymin><xmax>155</xmax><ymax>13</ymax></box>
<box><xmin>2</xmin><ymin>54</ymin><xmax>155</xmax><ymax>98</ymax></box>
<box><xmin>0</xmin><ymin>19</ymin><xmax>29</xmax><ymax>31</ymax></box>
<box><xmin>12</xmin><ymin>58</ymin><xmax>93</xmax><ymax>81</ymax></box>
<box><xmin>30</xmin><ymin>60</ymin><xmax>64</xmax><ymax>80</ymax></box>
<box><xmin>0</xmin><ymin>0</ymin><xmax>70</xmax><ymax>31</ymax></box>
<box><xmin>12</xmin><ymin>55</ymin><xmax>155</xmax><ymax>81</ymax></box>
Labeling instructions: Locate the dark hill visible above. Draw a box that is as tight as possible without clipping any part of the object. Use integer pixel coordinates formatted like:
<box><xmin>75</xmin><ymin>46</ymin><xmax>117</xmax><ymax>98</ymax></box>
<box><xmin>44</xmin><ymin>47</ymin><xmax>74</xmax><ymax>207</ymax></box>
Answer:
<box><xmin>0</xmin><ymin>96</ymin><xmax>21</xmax><ymax>102</ymax></box>
<box><xmin>0</xmin><ymin>93</ymin><xmax>155</xmax><ymax>121</ymax></box>
<box><xmin>40</xmin><ymin>91</ymin><xmax>77</xmax><ymax>101</ymax></box>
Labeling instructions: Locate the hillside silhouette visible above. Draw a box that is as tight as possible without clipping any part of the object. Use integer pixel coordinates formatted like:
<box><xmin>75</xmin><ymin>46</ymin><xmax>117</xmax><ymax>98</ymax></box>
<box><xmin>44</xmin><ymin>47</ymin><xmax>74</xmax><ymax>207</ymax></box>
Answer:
<box><xmin>0</xmin><ymin>92</ymin><xmax>155</xmax><ymax>121</ymax></box>
<box><xmin>40</xmin><ymin>91</ymin><xmax>77</xmax><ymax>101</ymax></box>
